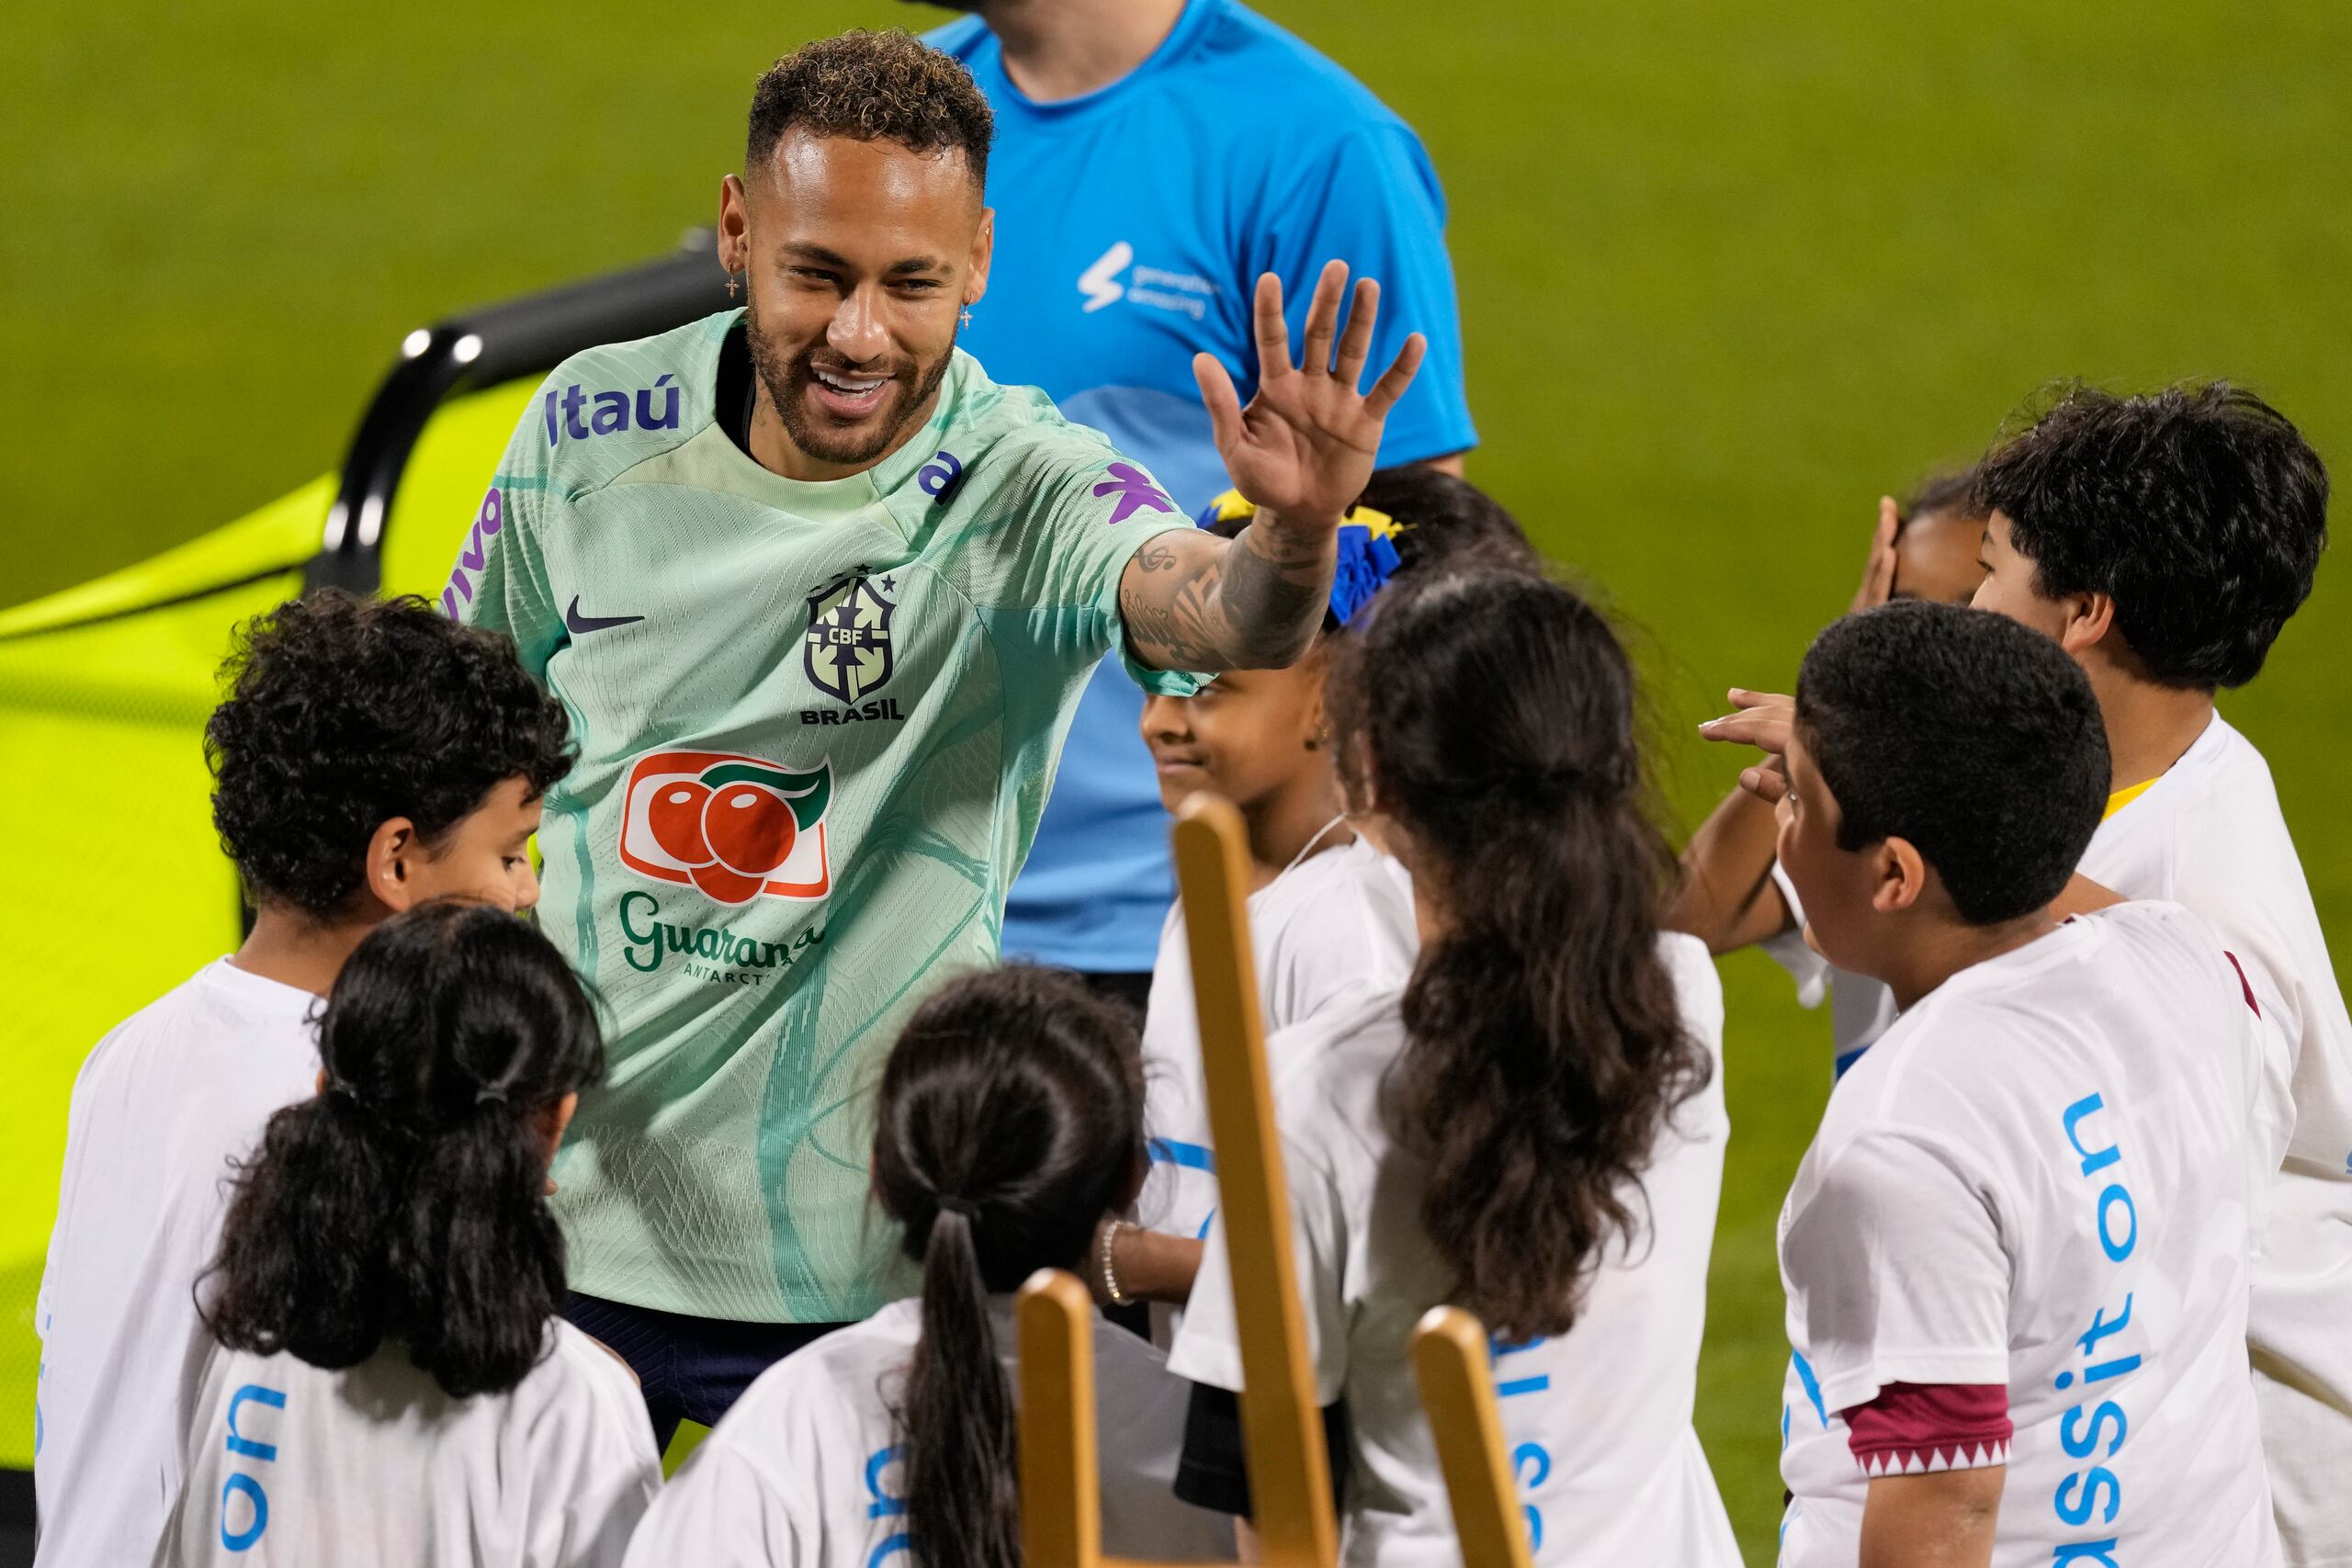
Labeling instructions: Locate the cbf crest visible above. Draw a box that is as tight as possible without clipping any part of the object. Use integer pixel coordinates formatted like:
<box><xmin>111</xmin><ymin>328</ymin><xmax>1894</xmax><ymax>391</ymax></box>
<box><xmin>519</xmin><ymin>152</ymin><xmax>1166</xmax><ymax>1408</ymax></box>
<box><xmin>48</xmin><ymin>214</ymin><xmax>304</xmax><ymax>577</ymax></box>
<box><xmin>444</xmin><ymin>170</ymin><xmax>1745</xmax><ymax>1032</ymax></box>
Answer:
<box><xmin>804</xmin><ymin>570</ymin><xmax>896</xmax><ymax>705</ymax></box>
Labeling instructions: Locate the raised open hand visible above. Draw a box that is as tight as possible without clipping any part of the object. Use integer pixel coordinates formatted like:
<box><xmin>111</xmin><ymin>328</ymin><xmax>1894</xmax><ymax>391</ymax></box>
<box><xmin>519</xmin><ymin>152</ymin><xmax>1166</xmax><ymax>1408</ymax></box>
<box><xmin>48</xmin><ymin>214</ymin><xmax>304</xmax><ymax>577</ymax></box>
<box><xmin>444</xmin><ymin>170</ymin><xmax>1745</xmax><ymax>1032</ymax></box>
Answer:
<box><xmin>1697</xmin><ymin>687</ymin><xmax>1796</xmax><ymax>803</ymax></box>
<box><xmin>1193</xmin><ymin>260</ymin><xmax>1426</xmax><ymax>528</ymax></box>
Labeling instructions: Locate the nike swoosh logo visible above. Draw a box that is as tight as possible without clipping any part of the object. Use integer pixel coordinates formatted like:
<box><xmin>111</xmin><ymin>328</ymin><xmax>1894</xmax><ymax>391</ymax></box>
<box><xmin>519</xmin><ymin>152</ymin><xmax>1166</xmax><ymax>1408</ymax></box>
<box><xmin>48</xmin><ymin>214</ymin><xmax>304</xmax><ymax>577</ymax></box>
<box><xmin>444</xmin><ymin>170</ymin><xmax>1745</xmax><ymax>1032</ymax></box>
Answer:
<box><xmin>1078</xmin><ymin>241</ymin><xmax>1131</xmax><ymax>314</ymax></box>
<box><xmin>564</xmin><ymin>596</ymin><xmax>644</xmax><ymax>635</ymax></box>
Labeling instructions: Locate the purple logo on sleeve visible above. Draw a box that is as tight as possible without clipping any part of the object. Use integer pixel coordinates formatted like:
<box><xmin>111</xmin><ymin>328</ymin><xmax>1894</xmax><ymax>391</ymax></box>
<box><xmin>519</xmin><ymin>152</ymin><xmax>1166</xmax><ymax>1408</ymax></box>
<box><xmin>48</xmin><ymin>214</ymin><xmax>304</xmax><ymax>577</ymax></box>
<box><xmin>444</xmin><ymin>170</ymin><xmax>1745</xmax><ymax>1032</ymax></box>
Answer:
<box><xmin>1092</xmin><ymin>462</ymin><xmax>1177</xmax><ymax>525</ymax></box>
<box><xmin>440</xmin><ymin>486</ymin><xmax>503</xmax><ymax>619</ymax></box>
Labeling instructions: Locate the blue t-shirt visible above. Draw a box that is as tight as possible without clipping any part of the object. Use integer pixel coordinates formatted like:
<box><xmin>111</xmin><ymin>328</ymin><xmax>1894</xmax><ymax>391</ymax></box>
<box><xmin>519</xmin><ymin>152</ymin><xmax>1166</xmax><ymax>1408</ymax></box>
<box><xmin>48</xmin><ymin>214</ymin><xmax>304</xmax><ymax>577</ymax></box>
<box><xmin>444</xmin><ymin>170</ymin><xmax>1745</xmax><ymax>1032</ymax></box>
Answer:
<box><xmin>933</xmin><ymin>0</ymin><xmax>1477</xmax><ymax>973</ymax></box>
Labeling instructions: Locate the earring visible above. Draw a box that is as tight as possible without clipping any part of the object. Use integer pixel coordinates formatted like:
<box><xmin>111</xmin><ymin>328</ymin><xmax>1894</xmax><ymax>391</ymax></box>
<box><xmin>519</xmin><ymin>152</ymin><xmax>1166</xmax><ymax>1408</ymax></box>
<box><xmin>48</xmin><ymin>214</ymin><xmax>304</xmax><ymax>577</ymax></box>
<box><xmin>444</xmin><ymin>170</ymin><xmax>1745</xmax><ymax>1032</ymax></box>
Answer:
<box><xmin>727</xmin><ymin>271</ymin><xmax>741</xmax><ymax>300</ymax></box>
<box><xmin>959</xmin><ymin>306</ymin><xmax>974</xmax><ymax>329</ymax></box>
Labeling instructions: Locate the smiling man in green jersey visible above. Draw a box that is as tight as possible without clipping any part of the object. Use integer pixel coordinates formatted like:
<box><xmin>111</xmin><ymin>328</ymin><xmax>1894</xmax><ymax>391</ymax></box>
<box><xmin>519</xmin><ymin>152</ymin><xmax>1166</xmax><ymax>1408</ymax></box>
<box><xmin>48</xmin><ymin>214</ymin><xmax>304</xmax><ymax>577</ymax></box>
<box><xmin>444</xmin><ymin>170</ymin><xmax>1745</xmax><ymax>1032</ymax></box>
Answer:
<box><xmin>443</xmin><ymin>28</ymin><xmax>1423</xmax><ymax>1440</ymax></box>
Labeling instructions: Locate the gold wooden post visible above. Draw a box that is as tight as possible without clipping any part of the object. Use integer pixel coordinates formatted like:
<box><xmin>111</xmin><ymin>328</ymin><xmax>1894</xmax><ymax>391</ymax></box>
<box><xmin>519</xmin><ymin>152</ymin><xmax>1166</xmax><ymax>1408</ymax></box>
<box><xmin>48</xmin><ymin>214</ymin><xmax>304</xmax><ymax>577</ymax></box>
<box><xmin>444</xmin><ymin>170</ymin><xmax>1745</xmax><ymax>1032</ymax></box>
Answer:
<box><xmin>1173</xmin><ymin>792</ymin><xmax>1340</xmax><ymax>1568</ymax></box>
<box><xmin>1017</xmin><ymin>1269</ymin><xmax>1103</xmax><ymax>1568</ymax></box>
<box><xmin>1012</xmin><ymin>795</ymin><xmax>1348</xmax><ymax>1568</ymax></box>
<box><xmin>1411</xmin><ymin>1306</ymin><xmax>1537</xmax><ymax>1568</ymax></box>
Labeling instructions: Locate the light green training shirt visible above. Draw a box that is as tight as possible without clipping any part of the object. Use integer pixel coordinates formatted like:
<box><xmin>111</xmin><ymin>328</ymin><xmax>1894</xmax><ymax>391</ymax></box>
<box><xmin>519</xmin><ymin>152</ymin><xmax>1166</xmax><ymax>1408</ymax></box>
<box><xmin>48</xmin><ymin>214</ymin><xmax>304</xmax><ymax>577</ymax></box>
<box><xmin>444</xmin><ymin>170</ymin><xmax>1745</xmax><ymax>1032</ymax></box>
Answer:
<box><xmin>448</xmin><ymin>310</ymin><xmax>1200</xmax><ymax>1321</ymax></box>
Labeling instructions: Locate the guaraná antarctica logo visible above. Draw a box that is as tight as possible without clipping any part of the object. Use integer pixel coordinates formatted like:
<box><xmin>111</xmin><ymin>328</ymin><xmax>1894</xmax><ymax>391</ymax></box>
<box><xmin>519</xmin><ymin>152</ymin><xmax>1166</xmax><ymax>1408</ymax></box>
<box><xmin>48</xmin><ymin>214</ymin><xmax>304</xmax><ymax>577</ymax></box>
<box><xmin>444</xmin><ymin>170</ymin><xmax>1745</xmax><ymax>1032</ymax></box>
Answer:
<box><xmin>617</xmin><ymin>750</ymin><xmax>833</xmax><ymax>905</ymax></box>
<box><xmin>805</xmin><ymin>570</ymin><xmax>897</xmax><ymax>705</ymax></box>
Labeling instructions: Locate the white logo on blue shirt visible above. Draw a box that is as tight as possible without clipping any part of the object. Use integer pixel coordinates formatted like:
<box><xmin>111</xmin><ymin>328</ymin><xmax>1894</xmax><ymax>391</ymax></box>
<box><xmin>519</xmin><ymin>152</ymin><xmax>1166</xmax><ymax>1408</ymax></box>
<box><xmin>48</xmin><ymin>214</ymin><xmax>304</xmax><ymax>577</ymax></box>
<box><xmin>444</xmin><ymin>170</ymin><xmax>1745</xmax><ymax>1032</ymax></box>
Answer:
<box><xmin>1078</xmin><ymin>241</ymin><xmax>1217</xmax><ymax>321</ymax></box>
<box><xmin>1079</xmin><ymin>242</ymin><xmax>1131</xmax><ymax>313</ymax></box>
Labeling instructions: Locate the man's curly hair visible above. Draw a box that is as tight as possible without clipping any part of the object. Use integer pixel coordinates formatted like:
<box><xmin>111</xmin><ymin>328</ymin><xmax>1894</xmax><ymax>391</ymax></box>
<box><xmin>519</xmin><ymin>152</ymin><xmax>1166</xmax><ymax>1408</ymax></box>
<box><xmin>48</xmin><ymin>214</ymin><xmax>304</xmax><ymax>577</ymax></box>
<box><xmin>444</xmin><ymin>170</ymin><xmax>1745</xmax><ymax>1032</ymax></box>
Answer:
<box><xmin>206</xmin><ymin>590</ymin><xmax>572</xmax><ymax>919</ymax></box>
<box><xmin>748</xmin><ymin>30</ymin><xmax>993</xmax><ymax>184</ymax></box>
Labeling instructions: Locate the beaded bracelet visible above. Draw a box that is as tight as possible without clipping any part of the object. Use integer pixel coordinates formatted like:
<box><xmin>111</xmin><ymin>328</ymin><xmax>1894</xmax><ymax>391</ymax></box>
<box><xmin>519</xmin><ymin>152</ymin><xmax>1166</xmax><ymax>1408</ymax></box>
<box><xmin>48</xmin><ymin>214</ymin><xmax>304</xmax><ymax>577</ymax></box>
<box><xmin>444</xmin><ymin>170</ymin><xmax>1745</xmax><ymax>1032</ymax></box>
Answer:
<box><xmin>1098</xmin><ymin>1218</ymin><xmax>1134</xmax><ymax>1307</ymax></box>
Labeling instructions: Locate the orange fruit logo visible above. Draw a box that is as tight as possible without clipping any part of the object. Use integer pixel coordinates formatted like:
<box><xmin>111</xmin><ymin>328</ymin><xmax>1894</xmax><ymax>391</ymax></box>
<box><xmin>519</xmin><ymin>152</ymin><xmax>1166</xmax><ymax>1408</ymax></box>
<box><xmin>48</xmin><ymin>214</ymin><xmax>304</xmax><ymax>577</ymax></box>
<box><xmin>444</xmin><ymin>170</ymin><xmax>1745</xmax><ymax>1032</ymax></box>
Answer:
<box><xmin>618</xmin><ymin>751</ymin><xmax>832</xmax><ymax>904</ymax></box>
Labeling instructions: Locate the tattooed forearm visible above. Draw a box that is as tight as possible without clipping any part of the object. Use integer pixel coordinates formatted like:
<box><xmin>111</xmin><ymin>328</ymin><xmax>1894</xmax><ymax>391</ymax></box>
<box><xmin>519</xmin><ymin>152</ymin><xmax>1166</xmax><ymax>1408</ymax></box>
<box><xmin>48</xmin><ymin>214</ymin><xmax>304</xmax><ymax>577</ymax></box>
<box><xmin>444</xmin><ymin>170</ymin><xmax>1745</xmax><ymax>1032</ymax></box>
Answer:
<box><xmin>1217</xmin><ymin>516</ymin><xmax>1330</xmax><ymax>660</ymax></box>
<box><xmin>1117</xmin><ymin>516</ymin><xmax>1334</xmax><ymax>673</ymax></box>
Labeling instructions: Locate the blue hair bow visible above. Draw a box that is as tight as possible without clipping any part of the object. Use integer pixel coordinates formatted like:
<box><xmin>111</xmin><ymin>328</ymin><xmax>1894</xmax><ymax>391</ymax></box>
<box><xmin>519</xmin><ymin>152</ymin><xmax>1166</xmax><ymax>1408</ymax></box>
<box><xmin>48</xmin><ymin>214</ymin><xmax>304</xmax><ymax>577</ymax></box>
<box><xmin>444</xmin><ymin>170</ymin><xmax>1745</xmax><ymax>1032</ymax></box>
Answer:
<box><xmin>1194</xmin><ymin>490</ymin><xmax>1406</xmax><ymax>627</ymax></box>
<box><xmin>1329</xmin><ymin>521</ymin><xmax>1404</xmax><ymax>626</ymax></box>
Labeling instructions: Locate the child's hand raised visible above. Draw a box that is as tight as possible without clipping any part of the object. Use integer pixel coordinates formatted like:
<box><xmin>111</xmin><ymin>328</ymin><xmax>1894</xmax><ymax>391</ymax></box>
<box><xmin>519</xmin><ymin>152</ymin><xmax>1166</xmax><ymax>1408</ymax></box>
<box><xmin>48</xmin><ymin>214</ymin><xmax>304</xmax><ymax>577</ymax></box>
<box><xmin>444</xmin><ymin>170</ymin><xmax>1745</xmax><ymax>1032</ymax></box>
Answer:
<box><xmin>1698</xmin><ymin>687</ymin><xmax>1794</xmax><ymax>803</ymax></box>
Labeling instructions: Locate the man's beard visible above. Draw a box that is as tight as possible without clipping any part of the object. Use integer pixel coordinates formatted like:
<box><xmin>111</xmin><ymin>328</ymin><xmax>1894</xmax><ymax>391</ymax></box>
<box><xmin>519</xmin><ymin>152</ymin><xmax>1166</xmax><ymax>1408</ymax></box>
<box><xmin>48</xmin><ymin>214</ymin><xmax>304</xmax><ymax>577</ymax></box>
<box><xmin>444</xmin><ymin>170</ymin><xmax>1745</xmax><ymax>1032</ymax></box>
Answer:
<box><xmin>745</xmin><ymin>299</ymin><xmax>955</xmax><ymax>469</ymax></box>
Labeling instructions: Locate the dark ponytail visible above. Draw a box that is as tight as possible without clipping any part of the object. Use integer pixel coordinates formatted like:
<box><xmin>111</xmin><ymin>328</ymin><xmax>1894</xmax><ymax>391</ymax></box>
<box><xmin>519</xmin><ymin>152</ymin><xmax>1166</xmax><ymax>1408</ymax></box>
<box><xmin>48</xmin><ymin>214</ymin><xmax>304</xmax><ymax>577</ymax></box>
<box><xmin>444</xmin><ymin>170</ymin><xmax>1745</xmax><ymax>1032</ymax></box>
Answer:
<box><xmin>870</xmin><ymin>966</ymin><xmax>1147</xmax><ymax>1568</ymax></box>
<box><xmin>202</xmin><ymin>901</ymin><xmax>605</xmax><ymax>1399</ymax></box>
<box><xmin>1328</xmin><ymin>567</ymin><xmax>1713</xmax><ymax>1342</ymax></box>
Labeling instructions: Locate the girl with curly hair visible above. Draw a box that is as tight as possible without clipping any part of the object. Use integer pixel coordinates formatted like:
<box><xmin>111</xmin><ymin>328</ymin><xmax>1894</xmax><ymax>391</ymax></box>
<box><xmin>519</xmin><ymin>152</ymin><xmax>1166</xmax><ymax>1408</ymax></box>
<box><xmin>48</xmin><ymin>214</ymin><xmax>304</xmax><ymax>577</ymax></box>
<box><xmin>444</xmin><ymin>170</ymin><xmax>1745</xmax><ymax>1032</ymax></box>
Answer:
<box><xmin>1168</xmin><ymin>566</ymin><xmax>1741</xmax><ymax>1567</ymax></box>
<box><xmin>1105</xmin><ymin>469</ymin><xmax>1535</xmax><ymax>1307</ymax></box>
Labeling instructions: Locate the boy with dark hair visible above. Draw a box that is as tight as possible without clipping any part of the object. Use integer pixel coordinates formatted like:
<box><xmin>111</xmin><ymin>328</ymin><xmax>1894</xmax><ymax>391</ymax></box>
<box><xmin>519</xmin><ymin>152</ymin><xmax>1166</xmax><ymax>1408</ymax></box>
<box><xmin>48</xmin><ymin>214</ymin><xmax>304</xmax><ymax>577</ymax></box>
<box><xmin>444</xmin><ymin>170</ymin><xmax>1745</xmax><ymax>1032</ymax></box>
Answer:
<box><xmin>1971</xmin><ymin>381</ymin><xmax>2346</xmax><ymax>1565</ymax></box>
<box><xmin>1973</xmin><ymin>381</ymin><xmax>2325</xmax><ymax>691</ymax></box>
<box><xmin>1776</xmin><ymin>602</ymin><xmax>2279</xmax><ymax>1568</ymax></box>
<box><xmin>34</xmin><ymin>589</ymin><xmax>571</xmax><ymax>1568</ymax></box>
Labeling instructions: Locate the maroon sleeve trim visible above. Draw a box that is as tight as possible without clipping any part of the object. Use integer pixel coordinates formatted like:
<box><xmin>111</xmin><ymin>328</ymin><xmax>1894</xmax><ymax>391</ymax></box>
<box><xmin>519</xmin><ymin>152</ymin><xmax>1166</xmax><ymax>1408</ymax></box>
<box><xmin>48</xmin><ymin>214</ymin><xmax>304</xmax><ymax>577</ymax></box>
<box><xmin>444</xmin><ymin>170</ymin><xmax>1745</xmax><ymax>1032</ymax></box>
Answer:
<box><xmin>2224</xmin><ymin>951</ymin><xmax>2262</xmax><ymax>1017</ymax></box>
<box><xmin>1842</xmin><ymin>1382</ymin><xmax>2012</xmax><ymax>1476</ymax></box>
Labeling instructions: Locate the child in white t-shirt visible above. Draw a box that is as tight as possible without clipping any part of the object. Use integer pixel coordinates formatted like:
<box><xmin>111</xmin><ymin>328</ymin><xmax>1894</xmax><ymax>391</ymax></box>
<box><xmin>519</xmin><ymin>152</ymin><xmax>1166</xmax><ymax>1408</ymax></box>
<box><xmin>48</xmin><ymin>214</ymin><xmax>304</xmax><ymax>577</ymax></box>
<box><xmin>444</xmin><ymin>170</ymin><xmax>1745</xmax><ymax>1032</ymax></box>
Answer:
<box><xmin>1169</xmin><ymin>568</ymin><xmax>1742</xmax><ymax>1567</ymax></box>
<box><xmin>158</xmin><ymin>901</ymin><xmax>658</xmax><ymax>1567</ymax></box>
<box><xmin>1773</xmin><ymin>602</ymin><xmax>2278</xmax><ymax>1567</ymax></box>
<box><xmin>35</xmin><ymin>590</ymin><xmax>571</xmax><ymax>1568</ymax></box>
<box><xmin>1107</xmin><ymin>470</ymin><xmax>1534</xmax><ymax>1303</ymax></box>
<box><xmin>624</xmin><ymin>965</ymin><xmax>1232</xmax><ymax>1568</ymax></box>
<box><xmin>1967</xmin><ymin>382</ymin><xmax>2345</xmax><ymax>1563</ymax></box>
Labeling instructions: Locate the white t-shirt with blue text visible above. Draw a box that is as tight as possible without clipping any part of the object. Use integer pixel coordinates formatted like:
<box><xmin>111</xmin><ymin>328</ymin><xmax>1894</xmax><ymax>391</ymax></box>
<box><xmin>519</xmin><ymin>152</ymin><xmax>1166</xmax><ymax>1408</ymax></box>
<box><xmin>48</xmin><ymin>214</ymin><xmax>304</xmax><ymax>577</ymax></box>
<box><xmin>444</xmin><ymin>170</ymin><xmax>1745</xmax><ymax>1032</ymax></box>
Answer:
<box><xmin>2074</xmin><ymin>714</ymin><xmax>2352</xmax><ymax>1566</ymax></box>
<box><xmin>622</xmin><ymin>1296</ymin><xmax>1233</xmax><ymax>1568</ymax></box>
<box><xmin>155</xmin><ymin>1322</ymin><xmax>659</xmax><ymax>1568</ymax></box>
<box><xmin>1777</xmin><ymin>905</ymin><xmax>2281</xmax><ymax>1568</ymax></box>
<box><xmin>1169</xmin><ymin>939</ymin><xmax>1741</xmax><ymax>1568</ymax></box>
<box><xmin>933</xmin><ymin>0</ymin><xmax>1478</xmax><ymax>972</ymax></box>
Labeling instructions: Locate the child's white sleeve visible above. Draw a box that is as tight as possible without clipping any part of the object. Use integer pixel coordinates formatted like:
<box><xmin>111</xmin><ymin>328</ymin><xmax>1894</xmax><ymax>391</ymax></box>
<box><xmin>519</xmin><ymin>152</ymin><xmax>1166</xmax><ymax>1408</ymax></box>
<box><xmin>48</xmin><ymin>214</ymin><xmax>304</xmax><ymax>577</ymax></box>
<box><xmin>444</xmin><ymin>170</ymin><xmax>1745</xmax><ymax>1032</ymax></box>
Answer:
<box><xmin>1165</xmin><ymin>1136</ymin><xmax>1351</xmax><ymax>1404</ymax></box>
<box><xmin>1781</xmin><ymin>1129</ymin><xmax>2011</xmax><ymax>1416</ymax></box>
<box><xmin>622</xmin><ymin>1443</ymin><xmax>805</xmax><ymax>1568</ymax></box>
<box><xmin>527</xmin><ymin>1351</ymin><xmax>664</xmax><ymax>1568</ymax></box>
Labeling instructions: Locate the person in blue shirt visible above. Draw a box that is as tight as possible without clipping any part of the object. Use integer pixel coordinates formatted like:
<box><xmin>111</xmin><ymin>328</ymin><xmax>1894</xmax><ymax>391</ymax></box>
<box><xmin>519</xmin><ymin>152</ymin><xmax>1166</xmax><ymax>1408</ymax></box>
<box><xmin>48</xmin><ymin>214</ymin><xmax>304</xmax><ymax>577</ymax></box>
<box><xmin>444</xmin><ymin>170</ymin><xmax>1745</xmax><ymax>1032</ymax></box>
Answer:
<box><xmin>922</xmin><ymin>0</ymin><xmax>1478</xmax><ymax>1004</ymax></box>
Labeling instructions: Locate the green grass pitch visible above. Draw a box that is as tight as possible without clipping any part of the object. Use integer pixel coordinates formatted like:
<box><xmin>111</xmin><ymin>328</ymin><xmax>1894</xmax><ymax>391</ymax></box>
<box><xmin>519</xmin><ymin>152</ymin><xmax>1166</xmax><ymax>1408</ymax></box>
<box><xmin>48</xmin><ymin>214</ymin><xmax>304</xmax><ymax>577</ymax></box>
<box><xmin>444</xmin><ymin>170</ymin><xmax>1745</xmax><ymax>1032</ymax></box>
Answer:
<box><xmin>6</xmin><ymin>2</ymin><xmax>2350</xmax><ymax>1557</ymax></box>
